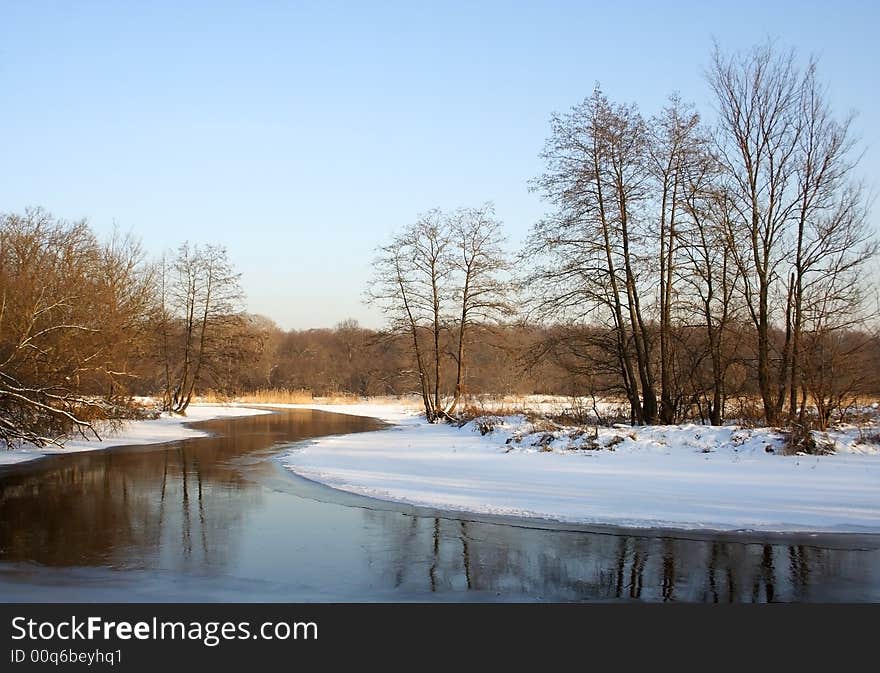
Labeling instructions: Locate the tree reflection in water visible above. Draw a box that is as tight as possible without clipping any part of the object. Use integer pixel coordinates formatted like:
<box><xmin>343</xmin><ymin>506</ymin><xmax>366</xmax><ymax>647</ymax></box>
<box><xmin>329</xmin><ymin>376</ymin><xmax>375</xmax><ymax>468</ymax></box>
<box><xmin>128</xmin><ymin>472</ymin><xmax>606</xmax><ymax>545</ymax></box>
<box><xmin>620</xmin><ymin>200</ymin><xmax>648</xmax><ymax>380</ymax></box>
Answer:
<box><xmin>361</xmin><ymin>510</ymin><xmax>880</xmax><ymax>602</ymax></box>
<box><xmin>0</xmin><ymin>410</ymin><xmax>379</xmax><ymax>570</ymax></box>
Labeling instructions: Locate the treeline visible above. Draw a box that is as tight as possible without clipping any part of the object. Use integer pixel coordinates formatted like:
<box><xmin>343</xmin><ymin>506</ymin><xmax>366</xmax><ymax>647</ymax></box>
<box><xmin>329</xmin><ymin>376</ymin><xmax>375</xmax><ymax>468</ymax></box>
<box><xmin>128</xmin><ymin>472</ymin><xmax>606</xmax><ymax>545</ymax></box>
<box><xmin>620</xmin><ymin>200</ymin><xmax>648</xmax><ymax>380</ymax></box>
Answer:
<box><xmin>524</xmin><ymin>42</ymin><xmax>880</xmax><ymax>429</ymax></box>
<box><xmin>373</xmin><ymin>41</ymin><xmax>880</xmax><ymax>430</ymax></box>
<box><xmin>167</xmin><ymin>319</ymin><xmax>578</xmax><ymax>399</ymax></box>
<box><xmin>0</xmin><ymin>203</ymin><xmax>877</xmax><ymax>446</ymax></box>
<box><xmin>191</xmin><ymin>319</ymin><xmax>880</xmax><ymax>427</ymax></box>
<box><xmin>0</xmin><ymin>210</ymin><xmax>251</xmax><ymax>445</ymax></box>
<box><xmin>0</xmin><ymin>207</ymin><xmax>573</xmax><ymax>446</ymax></box>
<box><xmin>2</xmin><ymin>40</ymin><xmax>879</xmax><ymax>445</ymax></box>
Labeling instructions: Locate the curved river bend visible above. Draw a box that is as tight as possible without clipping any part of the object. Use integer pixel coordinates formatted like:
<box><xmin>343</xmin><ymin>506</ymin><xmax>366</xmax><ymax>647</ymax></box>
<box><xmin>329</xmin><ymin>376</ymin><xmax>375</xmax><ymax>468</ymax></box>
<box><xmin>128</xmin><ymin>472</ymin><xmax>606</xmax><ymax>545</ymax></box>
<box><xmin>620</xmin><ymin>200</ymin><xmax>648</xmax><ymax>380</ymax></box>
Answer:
<box><xmin>1</xmin><ymin>408</ymin><xmax>878</xmax><ymax>602</ymax></box>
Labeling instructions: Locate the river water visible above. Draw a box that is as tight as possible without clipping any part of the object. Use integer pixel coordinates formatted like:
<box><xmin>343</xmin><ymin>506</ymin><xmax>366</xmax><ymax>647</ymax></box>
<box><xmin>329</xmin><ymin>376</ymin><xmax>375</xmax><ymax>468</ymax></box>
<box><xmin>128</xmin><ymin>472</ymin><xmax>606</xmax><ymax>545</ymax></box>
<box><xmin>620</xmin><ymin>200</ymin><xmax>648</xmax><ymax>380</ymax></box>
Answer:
<box><xmin>1</xmin><ymin>409</ymin><xmax>877</xmax><ymax>602</ymax></box>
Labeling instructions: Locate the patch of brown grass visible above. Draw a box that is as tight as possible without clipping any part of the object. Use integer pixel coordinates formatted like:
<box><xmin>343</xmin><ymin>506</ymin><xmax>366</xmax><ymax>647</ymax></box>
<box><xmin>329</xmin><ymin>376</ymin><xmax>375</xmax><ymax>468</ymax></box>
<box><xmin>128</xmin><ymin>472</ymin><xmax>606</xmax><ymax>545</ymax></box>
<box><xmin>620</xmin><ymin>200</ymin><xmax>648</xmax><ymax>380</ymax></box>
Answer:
<box><xmin>201</xmin><ymin>388</ymin><xmax>315</xmax><ymax>404</ymax></box>
<box><xmin>314</xmin><ymin>392</ymin><xmax>365</xmax><ymax>405</ymax></box>
<box><xmin>456</xmin><ymin>403</ymin><xmax>524</xmax><ymax>421</ymax></box>
<box><xmin>725</xmin><ymin>396</ymin><xmax>768</xmax><ymax>427</ymax></box>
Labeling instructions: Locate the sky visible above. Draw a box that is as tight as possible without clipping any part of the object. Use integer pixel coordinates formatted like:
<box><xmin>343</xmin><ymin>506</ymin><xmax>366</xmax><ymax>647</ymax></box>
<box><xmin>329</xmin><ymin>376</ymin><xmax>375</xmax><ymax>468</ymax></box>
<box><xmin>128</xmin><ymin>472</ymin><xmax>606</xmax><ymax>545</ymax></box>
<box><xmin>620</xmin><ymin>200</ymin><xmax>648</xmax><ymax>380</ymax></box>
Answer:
<box><xmin>1</xmin><ymin>1</ymin><xmax>878</xmax><ymax>329</ymax></box>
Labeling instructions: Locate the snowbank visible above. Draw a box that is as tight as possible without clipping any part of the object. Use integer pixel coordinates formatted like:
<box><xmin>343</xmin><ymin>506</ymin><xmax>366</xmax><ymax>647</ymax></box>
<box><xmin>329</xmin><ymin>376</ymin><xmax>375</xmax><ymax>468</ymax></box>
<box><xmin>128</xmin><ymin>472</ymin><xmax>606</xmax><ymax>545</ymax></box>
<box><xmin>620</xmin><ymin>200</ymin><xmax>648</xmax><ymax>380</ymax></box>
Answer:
<box><xmin>256</xmin><ymin>401</ymin><xmax>419</xmax><ymax>425</ymax></box>
<box><xmin>0</xmin><ymin>405</ymin><xmax>272</xmax><ymax>467</ymax></box>
<box><xmin>282</xmin><ymin>405</ymin><xmax>880</xmax><ymax>534</ymax></box>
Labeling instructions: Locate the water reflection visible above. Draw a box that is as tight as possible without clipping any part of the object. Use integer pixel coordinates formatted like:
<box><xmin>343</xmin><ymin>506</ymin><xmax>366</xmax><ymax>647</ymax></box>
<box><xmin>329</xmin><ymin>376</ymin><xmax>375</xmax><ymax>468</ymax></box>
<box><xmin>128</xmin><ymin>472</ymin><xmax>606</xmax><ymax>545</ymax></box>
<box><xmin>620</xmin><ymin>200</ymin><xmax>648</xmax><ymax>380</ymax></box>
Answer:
<box><xmin>1</xmin><ymin>409</ymin><xmax>878</xmax><ymax>602</ymax></box>
<box><xmin>359</xmin><ymin>511</ymin><xmax>880</xmax><ymax>602</ymax></box>
<box><xmin>0</xmin><ymin>410</ymin><xmax>380</xmax><ymax>570</ymax></box>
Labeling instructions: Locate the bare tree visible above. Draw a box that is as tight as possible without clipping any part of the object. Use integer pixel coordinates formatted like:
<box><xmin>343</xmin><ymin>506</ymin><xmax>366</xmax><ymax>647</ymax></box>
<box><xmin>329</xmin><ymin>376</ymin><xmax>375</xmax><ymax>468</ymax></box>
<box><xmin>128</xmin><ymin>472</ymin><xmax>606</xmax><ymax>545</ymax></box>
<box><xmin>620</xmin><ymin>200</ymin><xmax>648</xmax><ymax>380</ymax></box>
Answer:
<box><xmin>708</xmin><ymin>43</ymin><xmax>803</xmax><ymax>425</ymax></box>
<box><xmin>367</xmin><ymin>218</ymin><xmax>447</xmax><ymax>419</ymax></box>
<box><xmin>785</xmin><ymin>69</ymin><xmax>877</xmax><ymax>422</ymax></box>
<box><xmin>801</xmin><ymin>322</ymin><xmax>876</xmax><ymax>431</ymax></box>
<box><xmin>447</xmin><ymin>203</ymin><xmax>511</xmax><ymax>413</ymax></box>
<box><xmin>0</xmin><ymin>209</ymin><xmax>154</xmax><ymax>446</ymax></box>
<box><xmin>368</xmin><ymin>207</ymin><xmax>510</xmax><ymax>421</ymax></box>
<box><xmin>647</xmin><ymin>94</ymin><xmax>715</xmax><ymax>423</ymax></box>
<box><xmin>525</xmin><ymin>86</ymin><xmax>658</xmax><ymax>424</ymax></box>
<box><xmin>709</xmin><ymin>41</ymin><xmax>877</xmax><ymax>425</ymax></box>
<box><xmin>91</xmin><ymin>229</ymin><xmax>157</xmax><ymax>398</ymax></box>
<box><xmin>160</xmin><ymin>243</ymin><xmax>244</xmax><ymax>413</ymax></box>
<box><xmin>412</xmin><ymin>212</ymin><xmax>453</xmax><ymax>417</ymax></box>
<box><xmin>676</xmin><ymin>177</ymin><xmax>742</xmax><ymax>424</ymax></box>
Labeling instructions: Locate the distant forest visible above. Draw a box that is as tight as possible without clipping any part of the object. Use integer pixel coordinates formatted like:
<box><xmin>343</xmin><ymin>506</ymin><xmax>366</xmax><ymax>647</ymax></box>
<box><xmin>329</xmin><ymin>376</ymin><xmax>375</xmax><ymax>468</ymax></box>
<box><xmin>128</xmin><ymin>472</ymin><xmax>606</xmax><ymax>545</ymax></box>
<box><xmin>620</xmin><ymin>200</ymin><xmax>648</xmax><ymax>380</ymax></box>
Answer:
<box><xmin>142</xmin><ymin>317</ymin><xmax>880</xmax><ymax>420</ymax></box>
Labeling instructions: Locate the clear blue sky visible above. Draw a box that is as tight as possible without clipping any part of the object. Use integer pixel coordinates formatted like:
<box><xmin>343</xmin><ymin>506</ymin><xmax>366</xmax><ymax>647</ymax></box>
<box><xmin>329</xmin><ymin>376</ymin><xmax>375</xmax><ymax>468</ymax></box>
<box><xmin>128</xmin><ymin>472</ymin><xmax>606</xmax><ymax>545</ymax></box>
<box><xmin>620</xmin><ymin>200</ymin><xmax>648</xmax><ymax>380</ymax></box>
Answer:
<box><xmin>2</xmin><ymin>1</ymin><xmax>877</xmax><ymax>329</ymax></box>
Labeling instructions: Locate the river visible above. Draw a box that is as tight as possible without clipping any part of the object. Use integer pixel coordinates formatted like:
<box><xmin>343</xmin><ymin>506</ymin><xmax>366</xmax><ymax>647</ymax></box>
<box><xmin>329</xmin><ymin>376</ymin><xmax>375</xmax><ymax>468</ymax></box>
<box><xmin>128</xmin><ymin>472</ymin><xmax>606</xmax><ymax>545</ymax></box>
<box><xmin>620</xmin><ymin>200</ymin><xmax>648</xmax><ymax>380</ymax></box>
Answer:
<box><xmin>1</xmin><ymin>408</ymin><xmax>877</xmax><ymax>602</ymax></box>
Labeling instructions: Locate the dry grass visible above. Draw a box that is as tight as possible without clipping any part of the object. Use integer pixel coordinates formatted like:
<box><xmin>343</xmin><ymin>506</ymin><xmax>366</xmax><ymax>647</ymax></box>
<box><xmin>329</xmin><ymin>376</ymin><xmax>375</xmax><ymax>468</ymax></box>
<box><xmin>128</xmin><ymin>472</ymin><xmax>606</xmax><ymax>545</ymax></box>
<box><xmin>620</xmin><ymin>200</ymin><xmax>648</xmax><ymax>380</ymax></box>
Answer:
<box><xmin>200</xmin><ymin>388</ymin><xmax>314</xmax><ymax>404</ymax></box>
<box><xmin>197</xmin><ymin>390</ymin><xmax>423</xmax><ymax>407</ymax></box>
<box><xmin>313</xmin><ymin>392</ymin><xmax>364</xmax><ymax>405</ymax></box>
<box><xmin>847</xmin><ymin>396</ymin><xmax>880</xmax><ymax>408</ymax></box>
<box><xmin>457</xmin><ymin>402</ymin><xmax>526</xmax><ymax>420</ymax></box>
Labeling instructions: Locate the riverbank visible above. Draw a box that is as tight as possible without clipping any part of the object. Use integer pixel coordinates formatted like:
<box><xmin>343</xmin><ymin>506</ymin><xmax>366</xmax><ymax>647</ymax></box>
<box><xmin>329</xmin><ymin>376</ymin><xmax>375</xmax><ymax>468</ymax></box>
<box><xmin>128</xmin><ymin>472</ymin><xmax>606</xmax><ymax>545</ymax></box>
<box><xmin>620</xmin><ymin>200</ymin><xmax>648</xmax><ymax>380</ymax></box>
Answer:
<box><xmin>3</xmin><ymin>398</ymin><xmax>878</xmax><ymax>534</ymax></box>
<box><xmin>0</xmin><ymin>406</ymin><xmax>273</xmax><ymax>467</ymax></box>
<box><xmin>279</xmin><ymin>400</ymin><xmax>880</xmax><ymax>534</ymax></box>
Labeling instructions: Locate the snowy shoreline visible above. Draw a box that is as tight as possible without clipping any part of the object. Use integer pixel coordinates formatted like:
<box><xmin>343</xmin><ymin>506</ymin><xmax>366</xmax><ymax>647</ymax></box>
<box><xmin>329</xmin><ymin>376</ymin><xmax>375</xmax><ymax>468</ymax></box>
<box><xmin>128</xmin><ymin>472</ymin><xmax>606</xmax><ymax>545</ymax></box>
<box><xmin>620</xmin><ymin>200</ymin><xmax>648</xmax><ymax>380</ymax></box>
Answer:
<box><xmin>279</xmin><ymin>401</ymin><xmax>880</xmax><ymax>535</ymax></box>
<box><xmin>0</xmin><ymin>405</ymin><xmax>273</xmax><ymax>468</ymax></box>
<box><xmin>2</xmin><ymin>399</ymin><xmax>878</xmax><ymax>535</ymax></box>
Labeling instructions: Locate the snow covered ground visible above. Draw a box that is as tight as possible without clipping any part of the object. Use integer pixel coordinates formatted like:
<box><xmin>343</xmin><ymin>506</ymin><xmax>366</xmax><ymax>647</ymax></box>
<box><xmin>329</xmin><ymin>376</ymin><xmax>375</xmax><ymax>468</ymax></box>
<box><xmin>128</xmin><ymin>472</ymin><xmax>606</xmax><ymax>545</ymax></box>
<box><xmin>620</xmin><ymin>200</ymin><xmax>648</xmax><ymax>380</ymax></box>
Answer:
<box><xmin>0</xmin><ymin>405</ymin><xmax>272</xmax><ymax>467</ymax></box>
<box><xmin>281</xmin><ymin>401</ymin><xmax>880</xmax><ymax>534</ymax></box>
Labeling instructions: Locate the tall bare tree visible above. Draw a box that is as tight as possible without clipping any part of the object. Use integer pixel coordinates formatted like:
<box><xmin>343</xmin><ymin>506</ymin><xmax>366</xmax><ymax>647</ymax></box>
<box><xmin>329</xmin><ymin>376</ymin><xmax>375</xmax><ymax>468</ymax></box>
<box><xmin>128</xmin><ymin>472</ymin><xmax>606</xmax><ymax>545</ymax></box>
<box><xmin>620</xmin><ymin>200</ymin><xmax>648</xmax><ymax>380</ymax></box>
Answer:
<box><xmin>784</xmin><ymin>69</ymin><xmax>877</xmax><ymax>422</ymax></box>
<box><xmin>647</xmin><ymin>95</ymin><xmax>713</xmax><ymax>423</ymax></box>
<box><xmin>447</xmin><ymin>204</ymin><xmax>511</xmax><ymax>413</ymax></box>
<box><xmin>709</xmin><ymin>41</ymin><xmax>877</xmax><ymax>425</ymax></box>
<box><xmin>159</xmin><ymin>243</ymin><xmax>243</xmax><ymax>413</ymax></box>
<box><xmin>367</xmin><ymin>215</ymin><xmax>449</xmax><ymax>419</ymax></box>
<box><xmin>368</xmin><ymin>206</ymin><xmax>510</xmax><ymax>421</ymax></box>
<box><xmin>526</xmin><ymin>86</ymin><xmax>658</xmax><ymax>423</ymax></box>
<box><xmin>677</xmin><ymin>177</ymin><xmax>742</xmax><ymax>424</ymax></box>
